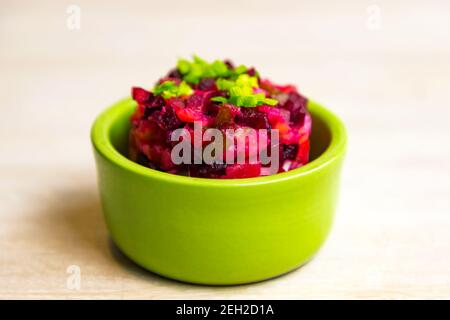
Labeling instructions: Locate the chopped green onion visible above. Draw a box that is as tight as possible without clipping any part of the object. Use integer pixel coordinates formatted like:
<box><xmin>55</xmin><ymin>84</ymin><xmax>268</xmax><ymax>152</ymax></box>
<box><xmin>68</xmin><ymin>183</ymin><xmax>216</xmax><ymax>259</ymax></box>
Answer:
<box><xmin>193</xmin><ymin>55</ymin><xmax>208</xmax><ymax>66</ymax></box>
<box><xmin>153</xmin><ymin>80</ymin><xmax>193</xmax><ymax>99</ymax></box>
<box><xmin>263</xmin><ymin>98</ymin><xmax>279</xmax><ymax>106</ymax></box>
<box><xmin>235</xmin><ymin>74</ymin><xmax>258</xmax><ymax>89</ymax></box>
<box><xmin>211</xmin><ymin>96</ymin><xmax>228</xmax><ymax>103</ymax></box>
<box><xmin>241</xmin><ymin>95</ymin><xmax>258</xmax><ymax>107</ymax></box>
<box><xmin>216</xmin><ymin>78</ymin><xmax>235</xmax><ymax>91</ymax></box>
<box><xmin>172</xmin><ymin>56</ymin><xmax>277</xmax><ymax>108</ymax></box>
<box><xmin>175</xmin><ymin>56</ymin><xmax>249</xmax><ymax>85</ymax></box>
<box><xmin>177</xmin><ymin>59</ymin><xmax>191</xmax><ymax>74</ymax></box>
<box><xmin>234</xmin><ymin>65</ymin><xmax>247</xmax><ymax>75</ymax></box>
<box><xmin>210</xmin><ymin>60</ymin><xmax>230</xmax><ymax>77</ymax></box>
<box><xmin>177</xmin><ymin>81</ymin><xmax>194</xmax><ymax>96</ymax></box>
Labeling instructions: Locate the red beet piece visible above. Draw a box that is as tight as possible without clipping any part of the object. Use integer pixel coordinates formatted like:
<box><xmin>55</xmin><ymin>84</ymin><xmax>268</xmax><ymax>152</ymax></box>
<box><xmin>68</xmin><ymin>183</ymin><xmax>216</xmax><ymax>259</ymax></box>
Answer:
<box><xmin>198</xmin><ymin>78</ymin><xmax>217</xmax><ymax>91</ymax></box>
<box><xmin>235</xmin><ymin>108</ymin><xmax>271</xmax><ymax>130</ymax></box>
<box><xmin>152</xmin><ymin>105</ymin><xmax>182</xmax><ymax>131</ymax></box>
<box><xmin>224</xmin><ymin>163</ymin><xmax>261</xmax><ymax>179</ymax></box>
<box><xmin>282</xmin><ymin>144</ymin><xmax>298</xmax><ymax>161</ymax></box>
<box><xmin>167</xmin><ymin>68</ymin><xmax>182</xmax><ymax>79</ymax></box>
<box><xmin>189</xmin><ymin>163</ymin><xmax>227</xmax><ymax>178</ymax></box>
<box><xmin>132</xmin><ymin>87</ymin><xmax>152</xmax><ymax>103</ymax></box>
<box><xmin>281</xmin><ymin>92</ymin><xmax>307</xmax><ymax>125</ymax></box>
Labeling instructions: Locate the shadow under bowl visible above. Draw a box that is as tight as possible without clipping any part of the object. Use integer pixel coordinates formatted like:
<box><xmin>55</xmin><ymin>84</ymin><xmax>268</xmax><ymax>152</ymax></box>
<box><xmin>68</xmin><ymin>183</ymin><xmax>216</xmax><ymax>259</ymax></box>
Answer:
<box><xmin>91</xmin><ymin>98</ymin><xmax>347</xmax><ymax>285</ymax></box>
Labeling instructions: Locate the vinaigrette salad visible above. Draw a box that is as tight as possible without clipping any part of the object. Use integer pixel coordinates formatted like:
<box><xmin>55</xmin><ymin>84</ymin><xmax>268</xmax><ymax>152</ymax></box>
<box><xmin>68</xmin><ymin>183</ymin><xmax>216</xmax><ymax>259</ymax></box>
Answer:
<box><xmin>129</xmin><ymin>56</ymin><xmax>311</xmax><ymax>178</ymax></box>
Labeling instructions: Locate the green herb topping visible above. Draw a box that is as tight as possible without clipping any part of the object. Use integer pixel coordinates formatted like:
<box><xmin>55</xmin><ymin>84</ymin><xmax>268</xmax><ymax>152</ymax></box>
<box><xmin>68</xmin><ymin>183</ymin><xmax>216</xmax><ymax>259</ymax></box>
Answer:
<box><xmin>153</xmin><ymin>80</ymin><xmax>193</xmax><ymax>99</ymax></box>
<box><xmin>153</xmin><ymin>56</ymin><xmax>279</xmax><ymax>108</ymax></box>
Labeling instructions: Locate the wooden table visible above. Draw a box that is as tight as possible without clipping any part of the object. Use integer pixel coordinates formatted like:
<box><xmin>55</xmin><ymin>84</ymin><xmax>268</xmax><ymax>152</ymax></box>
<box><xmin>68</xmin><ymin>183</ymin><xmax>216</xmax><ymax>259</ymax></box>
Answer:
<box><xmin>1</xmin><ymin>0</ymin><xmax>449</xmax><ymax>299</ymax></box>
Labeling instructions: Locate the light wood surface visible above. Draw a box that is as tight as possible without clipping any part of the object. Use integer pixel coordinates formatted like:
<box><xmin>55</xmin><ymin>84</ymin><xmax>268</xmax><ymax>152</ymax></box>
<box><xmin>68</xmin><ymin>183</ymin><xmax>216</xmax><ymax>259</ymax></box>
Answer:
<box><xmin>1</xmin><ymin>0</ymin><xmax>449</xmax><ymax>299</ymax></box>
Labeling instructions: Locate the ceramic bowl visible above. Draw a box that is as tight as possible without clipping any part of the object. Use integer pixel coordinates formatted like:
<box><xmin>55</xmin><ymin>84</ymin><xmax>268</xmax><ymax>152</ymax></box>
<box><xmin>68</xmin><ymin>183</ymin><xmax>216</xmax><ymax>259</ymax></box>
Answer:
<box><xmin>91</xmin><ymin>98</ymin><xmax>346</xmax><ymax>285</ymax></box>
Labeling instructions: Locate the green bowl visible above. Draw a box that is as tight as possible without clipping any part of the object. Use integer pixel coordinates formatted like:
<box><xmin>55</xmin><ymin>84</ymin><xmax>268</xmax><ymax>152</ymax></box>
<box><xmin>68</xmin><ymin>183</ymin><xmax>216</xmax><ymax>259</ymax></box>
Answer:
<box><xmin>91</xmin><ymin>97</ymin><xmax>347</xmax><ymax>285</ymax></box>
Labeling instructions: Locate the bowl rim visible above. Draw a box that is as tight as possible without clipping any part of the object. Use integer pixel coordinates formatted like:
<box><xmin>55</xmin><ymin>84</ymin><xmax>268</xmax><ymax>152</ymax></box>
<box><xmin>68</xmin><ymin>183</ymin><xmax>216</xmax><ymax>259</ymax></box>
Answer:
<box><xmin>91</xmin><ymin>97</ymin><xmax>347</xmax><ymax>187</ymax></box>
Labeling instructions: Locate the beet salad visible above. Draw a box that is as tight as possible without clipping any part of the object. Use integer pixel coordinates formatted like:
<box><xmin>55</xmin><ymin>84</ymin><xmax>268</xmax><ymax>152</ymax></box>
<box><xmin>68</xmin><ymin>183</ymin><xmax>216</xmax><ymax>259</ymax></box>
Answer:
<box><xmin>129</xmin><ymin>56</ymin><xmax>312</xmax><ymax>179</ymax></box>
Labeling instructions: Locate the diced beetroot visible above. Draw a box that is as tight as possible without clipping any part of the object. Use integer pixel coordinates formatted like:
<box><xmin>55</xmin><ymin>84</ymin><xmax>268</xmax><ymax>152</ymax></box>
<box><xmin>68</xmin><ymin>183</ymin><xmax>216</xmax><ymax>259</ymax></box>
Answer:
<box><xmin>279</xmin><ymin>108</ymin><xmax>291</xmax><ymax>123</ymax></box>
<box><xmin>130</xmin><ymin>103</ymin><xmax>145</xmax><ymax>124</ymax></box>
<box><xmin>205</xmin><ymin>103</ymin><xmax>220</xmax><ymax>117</ymax></box>
<box><xmin>175</xmin><ymin>108</ymin><xmax>204</xmax><ymax>123</ymax></box>
<box><xmin>145</xmin><ymin>95</ymin><xmax>165</xmax><ymax>109</ymax></box>
<box><xmin>235</xmin><ymin>108</ymin><xmax>270</xmax><ymax>130</ymax></box>
<box><xmin>224</xmin><ymin>59</ymin><xmax>234</xmax><ymax>69</ymax></box>
<box><xmin>258</xmin><ymin>105</ymin><xmax>284</xmax><ymax>126</ymax></box>
<box><xmin>198</xmin><ymin>78</ymin><xmax>217</xmax><ymax>91</ymax></box>
<box><xmin>189</xmin><ymin>163</ymin><xmax>227</xmax><ymax>178</ymax></box>
<box><xmin>223</xmin><ymin>163</ymin><xmax>261</xmax><ymax>179</ymax></box>
<box><xmin>136</xmin><ymin>152</ymin><xmax>158</xmax><ymax>170</ymax></box>
<box><xmin>132</xmin><ymin>87</ymin><xmax>152</xmax><ymax>103</ymax></box>
<box><xmin>167</xmin><ymin>68</ymin><xmax>182</xmax><ymax>79</ymax></box>
<box><xmin>282</xmin><ymin>144</ymin><xmax>298</xmax><ymax>161</ymax></box>
<box><xmin>147</xmin><ymin>144</ymin><xmax>175</xmax><ymax>170</ymax></box>
<box><xmin>247</xmin><ymin>67</ymin><xmax>257</xmax><ymax>76</ymax></box>
<box><xmin>281</xmin><ymin>92</ymin><xmax>307</xmax><ymax>124</ymax></box>
<box><xmin>152</xmin><ymin>105</ymin><xmax>182</xmax><ymax>131</ymax></box>
<box><xmin>186</xmin><ymin>94</ymin><xmax>205</xmax><ymax>111</ymax></box>
<box><xmin>134</xmin><ymin>119</ymin><xmax>167</xmax><ymax>146</ymax></box>
<box><xmin>297</xmin><ymin>140</ymin><xmax>310</xmax><ymax>165</ymax></box>
<box><xmin>275</xmin><ymin>84</ymin><xmax>297</xmax><ymax>94</ymax></box>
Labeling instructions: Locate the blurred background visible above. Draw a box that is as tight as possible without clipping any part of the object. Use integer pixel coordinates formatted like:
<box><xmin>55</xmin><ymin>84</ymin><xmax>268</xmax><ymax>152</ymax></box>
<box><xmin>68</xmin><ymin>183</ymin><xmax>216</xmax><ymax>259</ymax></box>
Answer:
<box><xmin>0</xmin><ymin>0</ymin><xmax>449</xmax><ymax>299</ymax></box>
